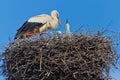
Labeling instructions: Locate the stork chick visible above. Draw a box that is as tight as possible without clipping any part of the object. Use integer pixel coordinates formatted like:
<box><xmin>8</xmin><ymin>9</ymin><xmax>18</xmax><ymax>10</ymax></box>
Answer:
<box><xmin>56</xmin><ymin>31</ymin><xmax>62</xmax><ymax>37</ymax></box>
<box><xmin>66</xmin><ymin>19</ymin><xmax>71</xmax><ymax>37</ymax></box>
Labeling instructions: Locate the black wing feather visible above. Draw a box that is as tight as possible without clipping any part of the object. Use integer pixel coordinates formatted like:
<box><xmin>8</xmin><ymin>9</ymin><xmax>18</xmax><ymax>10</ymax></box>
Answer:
<box><xmin>15</xmin><ymin>21</ymin><xmax>45</xmax><ymax>39</ymax></box>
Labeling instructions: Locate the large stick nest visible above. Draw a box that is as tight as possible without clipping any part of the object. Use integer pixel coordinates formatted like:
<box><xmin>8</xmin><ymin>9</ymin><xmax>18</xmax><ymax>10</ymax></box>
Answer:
<box><xmin>3</xmin><ymin>33</ymin><xmax>118</xmax><ymax>80</ymax></box>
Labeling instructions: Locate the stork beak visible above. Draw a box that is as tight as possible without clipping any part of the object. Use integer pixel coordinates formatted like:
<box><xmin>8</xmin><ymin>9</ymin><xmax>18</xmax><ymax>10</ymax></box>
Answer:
<box><xmin>57</xmin><ymin>16</ymin><xmax>62</xmax><ymax>27</ymax></box>
<box><xmin>59</xmin><ymin>19</ymin><xmax>62</xmax><ymax>27</ymax></box>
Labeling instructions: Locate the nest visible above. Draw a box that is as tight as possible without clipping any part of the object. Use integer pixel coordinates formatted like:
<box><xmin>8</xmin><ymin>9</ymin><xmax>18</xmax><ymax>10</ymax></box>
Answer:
<box><xmin>2</xmin><ymin>33</ymin><xmax>118</xmax><ymax>80</ymax></box>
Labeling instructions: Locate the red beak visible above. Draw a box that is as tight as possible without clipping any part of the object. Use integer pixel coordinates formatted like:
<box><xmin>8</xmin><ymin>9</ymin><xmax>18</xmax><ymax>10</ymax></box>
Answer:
<box><xmin>57</xmin><ymin>15</ymin><xmax>62</xmax><ymax>27</ymax></box>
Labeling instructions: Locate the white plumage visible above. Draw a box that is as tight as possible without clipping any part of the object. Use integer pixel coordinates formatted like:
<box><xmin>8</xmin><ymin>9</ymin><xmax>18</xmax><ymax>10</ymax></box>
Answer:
<box><xmin>56</xmin><ymin>31</ymin><xmax>62</xmax><ymax>37</ymax></box>
<box><xmin>15</xmin><ymin>10</ymin><xmax>62</xmax><ymax>39</ymax></box>
<box><xmin>66</xmin><ymin>20</ymin><xmax>71</xmax><ymax>37</ymax></box>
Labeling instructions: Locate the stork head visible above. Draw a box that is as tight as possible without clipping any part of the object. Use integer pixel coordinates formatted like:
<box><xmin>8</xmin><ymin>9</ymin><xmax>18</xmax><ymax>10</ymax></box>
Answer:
<box><xmin>51</xmin><ymin>10</ymin><xmax>62</xmax><ymax>27</ymax></box>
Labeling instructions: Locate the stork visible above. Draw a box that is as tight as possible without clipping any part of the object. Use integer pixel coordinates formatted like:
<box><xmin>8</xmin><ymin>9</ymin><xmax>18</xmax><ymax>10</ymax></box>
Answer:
<box><xmin>56</xmin><ymin>31</ymin><xmax>62</xmax><ymax>37</ymax></box>
<box><xmin>14</xmin><ymin>10</ymin><xmax>62</xmax><ymax>39</ymax></box>
<box><xmin>66</xmin><ymin>19</ymin><xmax>71</xmax><ymax>37</ymax></box>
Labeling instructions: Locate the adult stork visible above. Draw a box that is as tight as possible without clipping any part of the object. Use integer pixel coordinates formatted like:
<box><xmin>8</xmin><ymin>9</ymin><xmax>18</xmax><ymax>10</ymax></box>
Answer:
<box><xmin>14</xmin><ymin>10</ymin><xmax>62</xmax><ymax>39</ymax></box>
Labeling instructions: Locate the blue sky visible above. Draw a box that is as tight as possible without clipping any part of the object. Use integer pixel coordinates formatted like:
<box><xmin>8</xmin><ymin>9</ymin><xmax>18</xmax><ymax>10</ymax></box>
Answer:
<box><xmin>0</xmin><ymin>0</ymin><xmax>120</xmax><ymax>80</ymax></box>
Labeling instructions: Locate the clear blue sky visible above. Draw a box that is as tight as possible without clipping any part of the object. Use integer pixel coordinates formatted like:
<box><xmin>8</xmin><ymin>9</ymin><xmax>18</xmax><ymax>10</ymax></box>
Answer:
<box><xmin>0</xmin><ymin>0</ymin><xmax>120</xmax><ymax>80</ymax></box>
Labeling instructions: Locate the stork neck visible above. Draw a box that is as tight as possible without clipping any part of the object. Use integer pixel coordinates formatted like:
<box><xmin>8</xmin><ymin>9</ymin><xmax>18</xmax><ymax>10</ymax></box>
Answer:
<box><xmin>66</xmin><ymin>24</ymin><xmax>70</xmax><ymax>31</ymax></box>
<box><xmin>52</xmin><ymin>15</ymin><xmax>58</xmax><ymax>21</ymax></box>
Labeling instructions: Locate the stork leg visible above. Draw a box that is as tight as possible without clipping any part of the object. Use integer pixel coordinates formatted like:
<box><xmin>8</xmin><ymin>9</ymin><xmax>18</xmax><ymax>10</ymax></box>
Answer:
<box><xmin>40</xmin><ymin>32</ymin><xmax>47</xmax><ymax>34</ymax></box>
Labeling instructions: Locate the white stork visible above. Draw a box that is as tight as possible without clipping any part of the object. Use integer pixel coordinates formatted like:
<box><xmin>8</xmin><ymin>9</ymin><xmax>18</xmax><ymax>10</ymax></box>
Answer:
<box><xmin>14</xmin><ymin>10</ymin><xmax>62</xmax><ymax>39</ymax></box>
<box><xmin>66</xmin><ymin>19</ymin><xmax>71</xmax><ymax>37</ymax></box>
<box><xmin>56</xmin><ymin>31</ymin><xmax>62</xmax><ymax>37</ymax></box>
